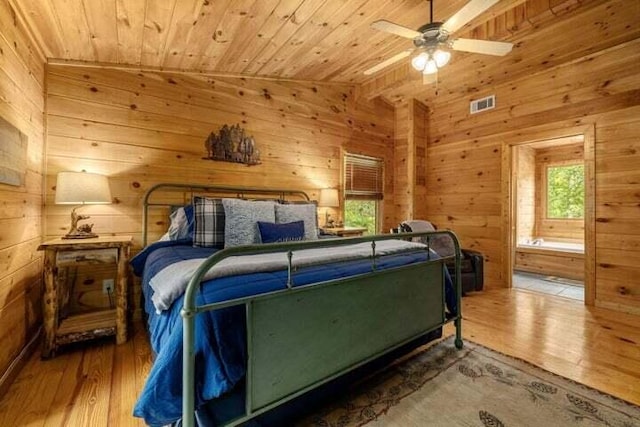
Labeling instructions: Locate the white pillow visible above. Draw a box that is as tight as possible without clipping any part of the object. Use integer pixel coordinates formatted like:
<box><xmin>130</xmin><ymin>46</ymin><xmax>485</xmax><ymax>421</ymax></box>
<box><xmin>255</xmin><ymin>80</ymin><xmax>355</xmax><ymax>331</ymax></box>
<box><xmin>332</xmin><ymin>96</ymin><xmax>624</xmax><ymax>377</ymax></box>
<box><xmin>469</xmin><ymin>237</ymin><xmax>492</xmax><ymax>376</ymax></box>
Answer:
<box><xmin>158</xmin><ymin>206</ymin><xmax>191</xmax><ymax>242</ymax></box>
<box><xmin>222</xmin><ymin>199</ymin><xmax>276</xmax><ymax>247</ymax></box>
<box><xmin>275</xmin><ymin>203</ymin><xmax>318</xmax><ymax>240</ymax></box>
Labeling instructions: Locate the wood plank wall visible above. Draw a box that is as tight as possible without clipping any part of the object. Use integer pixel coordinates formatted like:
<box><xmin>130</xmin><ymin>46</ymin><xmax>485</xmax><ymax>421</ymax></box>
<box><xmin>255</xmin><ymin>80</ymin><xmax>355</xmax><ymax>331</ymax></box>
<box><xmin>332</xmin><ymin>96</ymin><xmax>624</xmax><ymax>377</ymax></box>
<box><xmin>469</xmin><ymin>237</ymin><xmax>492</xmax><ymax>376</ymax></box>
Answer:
<box><xmin>393</xmin><ymin>99</ymin><xmax>428</xmax><ymax>225</ymax></box>
<box><xmin>515</xmin><ymin>146</ymin><xmax>536</xmax><ymax>245</ymax></box>
<box><xmin>44</xmin><ymin>65</ymin><xmax>395</xmax><ymax>247</ymax></box>
<box><xmin>422</xmin><ymin>31</ymin><xmax>640</xmax><ymax>309</ymax></box>
<box><xmin>0</xmin><ymin>0</ymin><xmax>45</xmax><ymax>384</ymax></box>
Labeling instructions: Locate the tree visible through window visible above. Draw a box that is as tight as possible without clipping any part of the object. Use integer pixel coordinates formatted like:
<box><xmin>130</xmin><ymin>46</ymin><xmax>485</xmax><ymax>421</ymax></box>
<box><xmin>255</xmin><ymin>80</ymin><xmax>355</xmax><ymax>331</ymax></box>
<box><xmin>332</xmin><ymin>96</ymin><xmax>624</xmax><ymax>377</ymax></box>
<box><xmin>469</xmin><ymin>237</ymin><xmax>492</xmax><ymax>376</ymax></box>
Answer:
<box><xmin>546</xmin><ymin>164</ymin><xmax>584</xmax><ymax>219</ymax></box>
<box><xmin>344</xmin><ymin>200</ymin><xmax>377</xmax><ymax>235</ymax></box>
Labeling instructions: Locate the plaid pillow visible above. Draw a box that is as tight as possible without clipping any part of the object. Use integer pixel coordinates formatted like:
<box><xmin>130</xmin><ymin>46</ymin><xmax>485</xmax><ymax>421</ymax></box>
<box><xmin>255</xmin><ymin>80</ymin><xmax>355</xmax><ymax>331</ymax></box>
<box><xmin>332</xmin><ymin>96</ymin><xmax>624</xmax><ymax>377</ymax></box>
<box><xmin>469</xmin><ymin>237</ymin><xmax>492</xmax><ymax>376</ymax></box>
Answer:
<box><xmin>193</xmin><ymin>196</ymin><xmax>225</xmax><ymax>248</ymax></box>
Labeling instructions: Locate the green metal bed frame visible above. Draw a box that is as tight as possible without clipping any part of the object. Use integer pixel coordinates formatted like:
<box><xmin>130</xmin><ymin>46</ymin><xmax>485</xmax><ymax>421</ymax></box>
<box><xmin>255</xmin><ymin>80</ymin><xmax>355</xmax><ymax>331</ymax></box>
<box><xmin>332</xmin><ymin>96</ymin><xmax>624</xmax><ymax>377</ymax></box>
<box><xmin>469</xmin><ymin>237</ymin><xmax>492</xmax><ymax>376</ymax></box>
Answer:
<box><xmin>141</xmin><ymin>183</ymin><xmax>463</xmax><ymax>427</ymax></box>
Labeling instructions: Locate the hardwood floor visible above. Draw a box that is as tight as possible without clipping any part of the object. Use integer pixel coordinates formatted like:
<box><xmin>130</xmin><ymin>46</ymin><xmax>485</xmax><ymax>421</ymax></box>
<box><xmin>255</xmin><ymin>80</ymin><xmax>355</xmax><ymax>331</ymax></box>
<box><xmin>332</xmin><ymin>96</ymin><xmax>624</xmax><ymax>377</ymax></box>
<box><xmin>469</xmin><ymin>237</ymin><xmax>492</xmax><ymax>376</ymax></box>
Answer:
<box><xmin>0</xmin><ymin>289</ymin><xmax>638</xmax><ymax>426</ymax></box>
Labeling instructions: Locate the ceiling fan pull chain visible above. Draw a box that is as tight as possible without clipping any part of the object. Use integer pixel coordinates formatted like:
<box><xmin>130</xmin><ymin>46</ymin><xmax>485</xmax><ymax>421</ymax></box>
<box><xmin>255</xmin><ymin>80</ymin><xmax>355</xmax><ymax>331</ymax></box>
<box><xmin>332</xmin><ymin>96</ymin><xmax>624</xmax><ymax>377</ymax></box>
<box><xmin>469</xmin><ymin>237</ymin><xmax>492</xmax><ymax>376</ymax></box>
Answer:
<box><xmin>429</xmin><ymin>0</ymin><xmax>433</xmax><ymax>24</ymax></box>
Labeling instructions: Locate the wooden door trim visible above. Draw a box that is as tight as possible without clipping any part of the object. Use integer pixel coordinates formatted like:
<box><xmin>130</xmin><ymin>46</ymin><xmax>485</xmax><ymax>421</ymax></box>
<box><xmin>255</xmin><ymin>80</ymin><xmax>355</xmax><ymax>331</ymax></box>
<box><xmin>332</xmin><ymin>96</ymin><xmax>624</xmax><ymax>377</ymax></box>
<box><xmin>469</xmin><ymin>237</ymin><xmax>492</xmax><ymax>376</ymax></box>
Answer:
<box><xmin>501</xmin><ymin>124</ymin><xmax>595</xmax><ymax>305</ymax></box>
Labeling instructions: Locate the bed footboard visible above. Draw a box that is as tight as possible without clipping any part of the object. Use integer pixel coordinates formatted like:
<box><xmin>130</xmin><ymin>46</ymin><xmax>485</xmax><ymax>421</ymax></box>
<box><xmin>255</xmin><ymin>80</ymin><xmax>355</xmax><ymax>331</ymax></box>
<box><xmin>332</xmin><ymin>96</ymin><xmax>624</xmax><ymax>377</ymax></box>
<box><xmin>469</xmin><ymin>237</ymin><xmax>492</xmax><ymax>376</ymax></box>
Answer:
<box><xmin>181</xmin><ymin>231</ymin><xmax>463</xmax><ymax>427</ymax></box>
<box><xmin>249</xmin><ymin>261</ymin><xmax>443</xmax><ymax>412</ymax></box>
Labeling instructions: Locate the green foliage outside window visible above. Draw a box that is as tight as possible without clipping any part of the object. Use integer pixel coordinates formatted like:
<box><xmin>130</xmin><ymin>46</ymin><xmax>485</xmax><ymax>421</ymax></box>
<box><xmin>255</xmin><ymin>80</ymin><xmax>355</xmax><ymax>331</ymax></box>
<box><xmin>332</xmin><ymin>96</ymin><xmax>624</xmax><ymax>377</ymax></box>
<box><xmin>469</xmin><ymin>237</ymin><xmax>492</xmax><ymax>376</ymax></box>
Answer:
<box><xmin>344</xmin><ymin>200</ymin><xmax>377</xmax><ymax>234</ymax></box>
<box><xmin>547</xmin><ymin>164</ymin><xmax>584</xmax><ymax>219</ymax></box>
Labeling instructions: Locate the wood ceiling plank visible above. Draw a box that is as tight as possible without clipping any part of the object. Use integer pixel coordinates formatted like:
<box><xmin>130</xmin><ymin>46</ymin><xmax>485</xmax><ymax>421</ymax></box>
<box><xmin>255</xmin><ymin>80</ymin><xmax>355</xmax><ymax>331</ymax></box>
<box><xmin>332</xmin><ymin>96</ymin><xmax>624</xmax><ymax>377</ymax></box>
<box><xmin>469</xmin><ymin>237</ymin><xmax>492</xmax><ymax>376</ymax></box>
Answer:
<box><xmin>140</xmin><ymin>0</ymin><xmax>177</xmax><ymax>66</ymax></box>
<box><xmin>287</xmin><ymin>0</ymin><xmax>421</xmax><ymax>82</ymax></box>
<box><xmin>8</xmin><ymin>0</ymin><xmax>65</xmax><ymax>58</ymax></box>
<box><xmin>190</xmin><ymin>0</ymin><xmax>261</xmax><ymax>70</ymax></box>
<box><xmin>52</xmin><ymin>0</ymin><xmax>95</xmax><ymax>61</ymax></box>
<box><xmin>82</xmin><ymin>0</ymin><xmax>118</xmax><ymax>63</ymax></box>
<box><xmin>115</xmin><ymin>0</ymin><xmax>146</xmax><ymax>64</ymax></box>
<box><xmin>257</xmin><ymin>0</ymin><xmax>369</xmax><ymax>77</ymax></box>
<box><xmin>160</xmin><ymin>0</ymin><xmax>210</xmax><ymax>69</ymax></box>
<box><xmin>306</xmin><ymin>0</ymin><xmax>431</xmax><ymax>82</ymax></box>
<box><xmin>526</xmin><ymin>0</ymin><xmax>555</xmax><ymax>24</ymax></box>
<box><xmin>200</xmin><ymin>0</ymin><xmax>280</xmax><ymax>71</ymax></box>
<box><xmin>174</xmin><ymin>0</ymin><xmax>234</xmax><ymax>70</ymax></box>
<box><xmin>217</xmin><ymin>0</ymin><xmax>305</xmax><ymax>73</ymax></box>
<box><xmin>242</xmin><ymin>0</ymin><xmax>328</xmax><ymax>75</ymax></box>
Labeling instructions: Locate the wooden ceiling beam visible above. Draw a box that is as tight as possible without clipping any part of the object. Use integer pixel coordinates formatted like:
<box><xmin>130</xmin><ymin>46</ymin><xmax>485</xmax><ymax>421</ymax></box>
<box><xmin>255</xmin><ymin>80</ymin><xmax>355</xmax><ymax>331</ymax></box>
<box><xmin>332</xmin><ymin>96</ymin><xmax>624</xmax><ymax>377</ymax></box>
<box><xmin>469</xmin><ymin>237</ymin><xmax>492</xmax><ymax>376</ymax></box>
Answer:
<box><xmin>44</xmin><ymin>57</ymin><xmax>354</xmax><ymax>87</ymax></box>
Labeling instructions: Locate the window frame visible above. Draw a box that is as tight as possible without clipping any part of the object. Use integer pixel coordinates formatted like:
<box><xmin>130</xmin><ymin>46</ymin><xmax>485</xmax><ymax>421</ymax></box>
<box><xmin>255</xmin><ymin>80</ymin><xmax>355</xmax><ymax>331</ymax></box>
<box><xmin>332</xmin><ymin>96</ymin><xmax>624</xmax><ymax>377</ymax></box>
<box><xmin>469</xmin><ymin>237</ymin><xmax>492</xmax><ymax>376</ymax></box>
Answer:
<box><xmin>343</xmin><ymin>153</ymin><xmax>384</xmax><ymax>233</ymax></box>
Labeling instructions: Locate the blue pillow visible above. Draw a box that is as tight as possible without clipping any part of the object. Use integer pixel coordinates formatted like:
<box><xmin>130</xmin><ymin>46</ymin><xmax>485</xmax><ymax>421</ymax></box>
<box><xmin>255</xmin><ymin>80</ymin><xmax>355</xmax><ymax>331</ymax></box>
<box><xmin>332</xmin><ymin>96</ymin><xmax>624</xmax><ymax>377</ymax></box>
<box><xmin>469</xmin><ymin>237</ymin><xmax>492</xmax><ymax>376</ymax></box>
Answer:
<box><xmin>257</xmin><ymin>221</ymin><xmax>305</xmax><ymax>244</ymax></box>
<box><xmin>184</xmin><ymin>204</ymin><xmax>195</xmax><ymax>237</ymax></box>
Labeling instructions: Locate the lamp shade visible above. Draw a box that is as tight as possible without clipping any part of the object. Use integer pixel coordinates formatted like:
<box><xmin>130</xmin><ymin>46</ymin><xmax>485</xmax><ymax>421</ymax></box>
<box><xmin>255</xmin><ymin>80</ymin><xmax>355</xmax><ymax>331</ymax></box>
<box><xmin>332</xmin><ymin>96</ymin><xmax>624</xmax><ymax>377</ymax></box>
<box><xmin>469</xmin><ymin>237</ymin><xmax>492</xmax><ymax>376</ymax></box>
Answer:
<box><xmin>318</xmin><ymin>188</ymin><xmax>339</xmax><ymax>207</ymax></box>
<box><xmin>55</xmin><ymin>171</ymin><xmax>112</xmax><ymax>205</ymax></box>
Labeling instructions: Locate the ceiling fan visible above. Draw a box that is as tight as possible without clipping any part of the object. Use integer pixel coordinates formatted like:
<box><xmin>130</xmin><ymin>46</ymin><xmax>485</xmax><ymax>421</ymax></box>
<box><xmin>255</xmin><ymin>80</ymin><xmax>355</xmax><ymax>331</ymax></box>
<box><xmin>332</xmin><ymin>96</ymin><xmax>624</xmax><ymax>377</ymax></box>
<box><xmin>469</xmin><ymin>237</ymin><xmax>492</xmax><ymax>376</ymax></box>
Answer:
<box><xmin>364</xmin><ymin>0</ymin><xmax>513</xmax><ymax>83</ymax></box>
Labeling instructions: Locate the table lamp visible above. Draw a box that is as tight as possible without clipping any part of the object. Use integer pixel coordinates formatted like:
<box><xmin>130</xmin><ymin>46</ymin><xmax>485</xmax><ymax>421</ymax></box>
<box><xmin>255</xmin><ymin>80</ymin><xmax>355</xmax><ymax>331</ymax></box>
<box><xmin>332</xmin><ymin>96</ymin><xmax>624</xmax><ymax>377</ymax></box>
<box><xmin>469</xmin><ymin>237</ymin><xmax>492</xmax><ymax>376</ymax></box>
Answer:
<box><xmin>318</xmin><ymin>188</ymin><xmax>339</xmax><ymax>228</ymax></box>
<box><xmin>55</xmin><ymin>171</ymin><xmax>112</xmax><ymax>239</ymax></box>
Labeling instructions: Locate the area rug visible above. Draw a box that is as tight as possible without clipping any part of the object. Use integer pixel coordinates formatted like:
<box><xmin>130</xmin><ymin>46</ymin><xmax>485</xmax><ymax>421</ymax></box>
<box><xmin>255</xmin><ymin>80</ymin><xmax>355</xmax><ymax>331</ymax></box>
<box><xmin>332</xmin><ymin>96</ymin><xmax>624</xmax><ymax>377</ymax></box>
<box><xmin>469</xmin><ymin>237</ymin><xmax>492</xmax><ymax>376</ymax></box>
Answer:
<box><xmin>298</xmin><ymin>337</ymin><xmax>640</xmax><ymax>427</ymax></box>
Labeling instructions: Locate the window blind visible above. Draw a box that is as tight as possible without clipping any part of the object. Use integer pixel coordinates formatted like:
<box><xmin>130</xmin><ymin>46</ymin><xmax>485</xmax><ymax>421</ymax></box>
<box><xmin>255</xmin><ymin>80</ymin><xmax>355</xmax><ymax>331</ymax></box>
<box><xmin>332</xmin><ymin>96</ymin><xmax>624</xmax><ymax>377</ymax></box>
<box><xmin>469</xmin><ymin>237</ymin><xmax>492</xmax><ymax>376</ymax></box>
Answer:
<box><xmin>344</xmin><ymin>153</ymin><xmax>384</xmax><ymax>200</ymax></box>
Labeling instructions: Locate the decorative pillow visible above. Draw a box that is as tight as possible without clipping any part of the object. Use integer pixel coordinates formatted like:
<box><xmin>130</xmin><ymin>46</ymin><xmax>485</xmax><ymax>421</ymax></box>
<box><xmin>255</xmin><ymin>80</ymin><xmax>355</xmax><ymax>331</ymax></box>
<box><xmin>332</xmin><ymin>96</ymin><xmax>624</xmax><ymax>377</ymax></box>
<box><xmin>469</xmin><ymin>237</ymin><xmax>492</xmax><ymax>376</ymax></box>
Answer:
<box><xmin>159</xmin><ymin>204</ymin><xmax>195</xmax><ymax>242</ymax></box>
<box><xmin>193</xmin><ymin>197</ymin><xmax>226</xmax><ymax>248</ymax></box>
<box><xmin>257</xmin><ymin>221</ymin><xmax>305</xmax><ymax>244</ymax></box>
<box><xmin>275</xmin><ymin>203</ymin><xmax>318</xmax><ymax>240</ymax></box>
<box><xmin>222</xmin><ymin>198</ymin><xmax>276</xmax><ymax>247</ymax></box>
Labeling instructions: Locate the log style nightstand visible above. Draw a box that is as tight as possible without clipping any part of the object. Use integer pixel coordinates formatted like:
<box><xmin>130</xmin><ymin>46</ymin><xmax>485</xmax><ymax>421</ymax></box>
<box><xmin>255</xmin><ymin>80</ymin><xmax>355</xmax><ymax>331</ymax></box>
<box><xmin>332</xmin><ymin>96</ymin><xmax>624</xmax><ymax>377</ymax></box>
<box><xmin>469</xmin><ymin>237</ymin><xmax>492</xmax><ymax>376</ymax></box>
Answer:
<box><xmin>319</xmin><ymin>227</ymin><xmax>368</xmax><ymax>237</ymax></box>
<box><xmin>38</xmin><ymin>236</ymin><xmax>133</xmax><ymax>358</ymax></box>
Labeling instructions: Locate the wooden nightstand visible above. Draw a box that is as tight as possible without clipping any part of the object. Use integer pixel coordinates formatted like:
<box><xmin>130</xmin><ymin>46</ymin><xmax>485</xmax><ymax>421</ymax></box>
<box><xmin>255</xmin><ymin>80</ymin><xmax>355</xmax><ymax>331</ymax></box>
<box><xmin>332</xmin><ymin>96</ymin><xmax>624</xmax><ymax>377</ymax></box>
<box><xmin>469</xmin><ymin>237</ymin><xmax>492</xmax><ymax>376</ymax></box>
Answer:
<box><xmin>38</xmin><ymin>236</ymin><xmax>133</xmax><ymax>358</ymax></box>
<box><xmin>319</xmin><ymin>227</ymin><xmax>368</xmax><ymax>237</ymax></box>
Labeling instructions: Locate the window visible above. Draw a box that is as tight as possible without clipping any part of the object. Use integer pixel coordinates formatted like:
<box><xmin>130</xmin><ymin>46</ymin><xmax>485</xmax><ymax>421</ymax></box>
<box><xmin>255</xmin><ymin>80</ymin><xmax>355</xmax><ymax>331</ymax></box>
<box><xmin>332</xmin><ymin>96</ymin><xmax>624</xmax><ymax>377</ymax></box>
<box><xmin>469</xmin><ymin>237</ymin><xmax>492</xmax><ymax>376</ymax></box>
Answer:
<box><xmin>546</xmin><ymin>164</ymin><xmax>584</xmax><ymax>219</ymax></box>
<box><xmin>344</xmin><ymin>153</ymin><xmax>383</xmax><ymax>234</ymax></box>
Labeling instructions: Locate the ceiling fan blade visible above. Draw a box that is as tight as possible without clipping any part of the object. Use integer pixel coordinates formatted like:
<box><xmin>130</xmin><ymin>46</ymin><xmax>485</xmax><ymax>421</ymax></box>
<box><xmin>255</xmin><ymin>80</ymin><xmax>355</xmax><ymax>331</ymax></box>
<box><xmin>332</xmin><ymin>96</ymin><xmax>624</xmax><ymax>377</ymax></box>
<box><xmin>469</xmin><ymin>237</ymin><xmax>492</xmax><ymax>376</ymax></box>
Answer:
<box><xmin>364</xmin><ymin>49</ymin><xmax>414</xmax><ymax>75</ymax></box>
<box><xmin>441</xmin><ymin>0</ymin><xmax>500</xmax><ymax>34</ymax></box>
<box><xmin>371</xmin><ymin>19</ymin><xmax>421</xmax><ymax>39</ymax></box>
<box><xmin>451</xmin><ymin>38</ymin><xmax>513</xmax><ymax>56</ymax></box>
<box><xmin>423</xmin><ymin>73</ymin><xmax>437</xmax><ymax>85</ymax></box>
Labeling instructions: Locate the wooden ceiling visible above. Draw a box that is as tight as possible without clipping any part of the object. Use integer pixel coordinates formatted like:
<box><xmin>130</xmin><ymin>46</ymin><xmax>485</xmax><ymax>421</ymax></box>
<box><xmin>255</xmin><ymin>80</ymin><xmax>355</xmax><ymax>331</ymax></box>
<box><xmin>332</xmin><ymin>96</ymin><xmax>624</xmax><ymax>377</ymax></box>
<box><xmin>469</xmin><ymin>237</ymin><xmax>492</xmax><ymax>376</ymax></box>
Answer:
<box><xmin>14</xmin><ymin>0</ymin><xmax>508</xmax><ymax>83</ymax></box>
<box><xmin>12</xmin><ymin>0</ymin><xmax>638</xmax><ymax>101</ymax></box>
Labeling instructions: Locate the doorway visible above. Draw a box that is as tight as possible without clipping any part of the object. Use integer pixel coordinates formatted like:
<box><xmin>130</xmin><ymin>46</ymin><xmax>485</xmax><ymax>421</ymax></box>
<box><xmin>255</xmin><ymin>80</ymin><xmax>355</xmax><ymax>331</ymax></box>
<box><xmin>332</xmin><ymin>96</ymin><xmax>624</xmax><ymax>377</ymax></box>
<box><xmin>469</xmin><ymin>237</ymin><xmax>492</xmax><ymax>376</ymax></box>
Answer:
<box><xmin>502</xmin><ymin>125</ymin><xmax>595</xmax><ymax>305</ymax></box>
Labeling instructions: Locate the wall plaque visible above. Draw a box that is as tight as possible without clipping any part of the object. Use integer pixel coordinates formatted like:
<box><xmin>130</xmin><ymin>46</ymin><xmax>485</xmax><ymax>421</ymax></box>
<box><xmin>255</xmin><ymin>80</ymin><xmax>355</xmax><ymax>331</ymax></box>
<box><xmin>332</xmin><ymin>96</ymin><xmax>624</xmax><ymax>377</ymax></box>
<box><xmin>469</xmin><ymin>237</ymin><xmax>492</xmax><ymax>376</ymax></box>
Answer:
<box><xmin>0</xmin><ymin>116</ymin><xmax>28</xmax><ymax>187</ymax></box>
<box><xmin>204</xmin><ymin>124</ymin><xmax>261</xmax><ymax>166</ymax></box>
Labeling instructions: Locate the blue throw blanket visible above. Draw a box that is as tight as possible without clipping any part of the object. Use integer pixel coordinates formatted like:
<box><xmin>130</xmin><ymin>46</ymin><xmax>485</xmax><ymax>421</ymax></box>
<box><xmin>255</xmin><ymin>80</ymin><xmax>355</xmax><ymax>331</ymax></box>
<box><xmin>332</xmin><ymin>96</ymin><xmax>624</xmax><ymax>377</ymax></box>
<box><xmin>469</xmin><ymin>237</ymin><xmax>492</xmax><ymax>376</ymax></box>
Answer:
<box><xmin>132</xmin><ymin>241</ymin><xmax>456</xmax><ymax>426</ymax></box>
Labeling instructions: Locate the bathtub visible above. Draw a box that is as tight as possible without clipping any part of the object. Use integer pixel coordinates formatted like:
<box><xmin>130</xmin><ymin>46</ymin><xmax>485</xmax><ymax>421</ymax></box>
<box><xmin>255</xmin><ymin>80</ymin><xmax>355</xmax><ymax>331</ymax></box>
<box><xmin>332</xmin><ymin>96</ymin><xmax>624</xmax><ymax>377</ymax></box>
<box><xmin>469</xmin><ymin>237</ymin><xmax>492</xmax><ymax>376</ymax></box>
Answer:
<box><xmin>515</xmin><ymin>240</ymin><xmax>584</xmax><ymax>280</ymax></box>
<box><xmin>517</xmin><ymin>240</ymin><xmax>584</xmax><ymax>253</ymax></box>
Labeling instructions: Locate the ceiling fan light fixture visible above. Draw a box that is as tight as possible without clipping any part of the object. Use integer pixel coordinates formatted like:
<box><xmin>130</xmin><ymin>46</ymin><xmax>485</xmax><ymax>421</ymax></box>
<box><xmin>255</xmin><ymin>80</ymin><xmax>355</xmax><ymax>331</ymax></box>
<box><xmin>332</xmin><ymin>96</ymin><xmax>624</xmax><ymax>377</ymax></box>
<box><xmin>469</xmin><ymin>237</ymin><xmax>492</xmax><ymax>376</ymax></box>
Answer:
<box><xmin>424</xmin><ymin>59</ymin><xmax>438</xmax><ymax>75</ymax></box>
<box><xmin>434</xmin><ymin>49</ymin><xmax>451</xmax><ymax>67</ymax></box>
<box><xmin>411</xmin><ymin>52</ymin><xmax>429</xmax><ymax>71</ymax></box>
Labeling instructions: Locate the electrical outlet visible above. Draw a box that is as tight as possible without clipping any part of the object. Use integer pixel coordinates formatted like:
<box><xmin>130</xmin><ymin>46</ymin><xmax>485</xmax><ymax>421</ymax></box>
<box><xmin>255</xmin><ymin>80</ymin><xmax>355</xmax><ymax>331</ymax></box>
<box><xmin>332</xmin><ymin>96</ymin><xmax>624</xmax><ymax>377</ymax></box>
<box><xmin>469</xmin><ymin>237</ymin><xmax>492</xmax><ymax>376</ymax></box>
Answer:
<box><xmin>103</xmin><ymin>279</ymin><xmax>115</xmax><ymax>294</ymax></box>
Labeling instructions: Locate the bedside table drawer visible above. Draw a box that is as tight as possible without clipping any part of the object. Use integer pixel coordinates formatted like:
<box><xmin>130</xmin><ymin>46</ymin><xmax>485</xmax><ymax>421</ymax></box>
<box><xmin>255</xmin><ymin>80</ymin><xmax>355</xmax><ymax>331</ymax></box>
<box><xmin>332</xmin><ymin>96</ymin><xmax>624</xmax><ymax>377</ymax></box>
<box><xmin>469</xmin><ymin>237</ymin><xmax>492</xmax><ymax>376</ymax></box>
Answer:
<box><xmin>56</xmin><ymin>248</ymin><xmax>118</xmax><ymax>266</ymax></box>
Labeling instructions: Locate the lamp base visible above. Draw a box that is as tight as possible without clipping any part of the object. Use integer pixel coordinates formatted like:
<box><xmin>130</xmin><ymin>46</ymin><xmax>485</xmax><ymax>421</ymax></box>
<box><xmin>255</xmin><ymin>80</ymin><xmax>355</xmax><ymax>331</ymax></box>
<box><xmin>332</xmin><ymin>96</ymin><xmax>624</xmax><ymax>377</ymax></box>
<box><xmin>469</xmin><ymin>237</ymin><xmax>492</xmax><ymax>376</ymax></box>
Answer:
<box><xmin>62</xmin><ymin>232</ymin><xmax>99</xmax><ymax>240</ymax></box>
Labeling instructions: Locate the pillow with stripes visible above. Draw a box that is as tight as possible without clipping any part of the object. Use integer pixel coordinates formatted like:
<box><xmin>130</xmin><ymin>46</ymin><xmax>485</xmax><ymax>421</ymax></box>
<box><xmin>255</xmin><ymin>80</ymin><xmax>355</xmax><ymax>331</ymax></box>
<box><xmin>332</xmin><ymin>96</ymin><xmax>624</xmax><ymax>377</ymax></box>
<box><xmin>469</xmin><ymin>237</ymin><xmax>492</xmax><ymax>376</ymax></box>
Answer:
<box><xmin>192</xmin><ymin>196</ymin><xmax>226</xmax><ymax>248</ymax></box>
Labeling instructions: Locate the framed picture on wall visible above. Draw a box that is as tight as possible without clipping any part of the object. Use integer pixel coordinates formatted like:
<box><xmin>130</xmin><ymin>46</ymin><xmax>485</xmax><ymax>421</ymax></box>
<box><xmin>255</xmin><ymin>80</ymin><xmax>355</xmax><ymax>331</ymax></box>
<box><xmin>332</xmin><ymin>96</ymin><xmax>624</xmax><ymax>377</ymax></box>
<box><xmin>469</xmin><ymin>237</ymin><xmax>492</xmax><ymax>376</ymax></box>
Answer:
<box><xmin>0</xmin><ymin>115</ymin><xmax>28</xmax><ymax>187</ymax></box>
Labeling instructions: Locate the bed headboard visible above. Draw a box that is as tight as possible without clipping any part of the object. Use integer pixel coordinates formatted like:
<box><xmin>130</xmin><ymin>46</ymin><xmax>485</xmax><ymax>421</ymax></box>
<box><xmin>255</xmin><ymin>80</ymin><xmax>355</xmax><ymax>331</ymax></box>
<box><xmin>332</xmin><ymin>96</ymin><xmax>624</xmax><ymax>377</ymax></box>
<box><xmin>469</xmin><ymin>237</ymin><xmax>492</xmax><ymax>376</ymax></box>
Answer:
<box><xmin>142</xmin><ymin>183</ymin><xmax>312</xmax><ymax>246</ymax></box>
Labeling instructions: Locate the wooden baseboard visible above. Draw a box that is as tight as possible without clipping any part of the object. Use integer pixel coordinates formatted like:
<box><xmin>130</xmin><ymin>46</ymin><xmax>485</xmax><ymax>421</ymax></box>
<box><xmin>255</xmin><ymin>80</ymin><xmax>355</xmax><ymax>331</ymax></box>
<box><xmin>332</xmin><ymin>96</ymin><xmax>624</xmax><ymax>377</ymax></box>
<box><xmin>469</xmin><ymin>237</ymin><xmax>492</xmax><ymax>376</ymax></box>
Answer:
<box><xmin>0</xmin><ymin>327</ymin><xmax>42</xmax><ymax>398</ymax></box>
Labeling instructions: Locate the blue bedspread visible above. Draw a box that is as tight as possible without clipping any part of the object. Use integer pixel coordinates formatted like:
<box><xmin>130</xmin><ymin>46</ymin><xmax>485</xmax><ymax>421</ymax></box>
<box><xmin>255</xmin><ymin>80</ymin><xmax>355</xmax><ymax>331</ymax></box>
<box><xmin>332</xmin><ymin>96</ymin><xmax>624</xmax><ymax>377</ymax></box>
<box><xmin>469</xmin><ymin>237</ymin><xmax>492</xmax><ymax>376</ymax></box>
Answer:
<box><xmin>132</xmin><ymin>240</ymin><xmax>455</xmax><ymax>426</ymax></box>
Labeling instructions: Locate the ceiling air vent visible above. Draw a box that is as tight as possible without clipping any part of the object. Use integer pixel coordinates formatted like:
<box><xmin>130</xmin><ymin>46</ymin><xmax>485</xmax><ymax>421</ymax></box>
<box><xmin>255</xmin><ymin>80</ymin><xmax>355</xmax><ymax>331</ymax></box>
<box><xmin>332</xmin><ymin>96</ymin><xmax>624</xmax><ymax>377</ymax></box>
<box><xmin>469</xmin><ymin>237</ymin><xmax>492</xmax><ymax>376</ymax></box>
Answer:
<box><xmin>470</xmin><ymin>95</ymin><xmax>495</xmax><ymax>114</ymax></box>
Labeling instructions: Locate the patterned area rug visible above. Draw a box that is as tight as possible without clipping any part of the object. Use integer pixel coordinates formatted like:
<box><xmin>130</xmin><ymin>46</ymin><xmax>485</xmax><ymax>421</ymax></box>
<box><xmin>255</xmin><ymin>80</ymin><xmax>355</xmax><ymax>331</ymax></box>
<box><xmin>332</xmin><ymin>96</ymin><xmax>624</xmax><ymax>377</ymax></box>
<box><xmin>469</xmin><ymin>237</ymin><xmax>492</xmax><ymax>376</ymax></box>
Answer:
<box><xmin>298</xmin><ymin>337</ymin><xmax>640</xmax><ymax>427</ymax></box>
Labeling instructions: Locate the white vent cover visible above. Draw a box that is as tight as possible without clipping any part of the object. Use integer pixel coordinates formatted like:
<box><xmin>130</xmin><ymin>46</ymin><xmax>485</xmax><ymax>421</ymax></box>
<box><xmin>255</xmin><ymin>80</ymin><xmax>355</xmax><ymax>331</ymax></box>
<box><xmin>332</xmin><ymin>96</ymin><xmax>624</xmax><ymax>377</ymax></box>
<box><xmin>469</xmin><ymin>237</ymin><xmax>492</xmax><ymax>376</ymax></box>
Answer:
<box><xmin>470</xmin><ymin>95</ymin><xmax>495</xmax><ymax>114</ymax></box>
